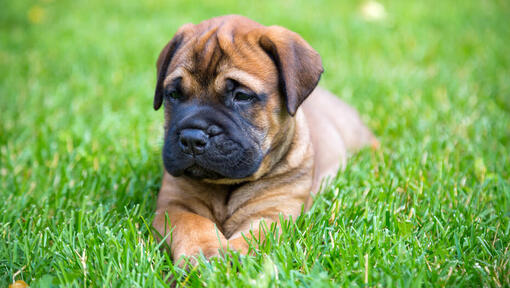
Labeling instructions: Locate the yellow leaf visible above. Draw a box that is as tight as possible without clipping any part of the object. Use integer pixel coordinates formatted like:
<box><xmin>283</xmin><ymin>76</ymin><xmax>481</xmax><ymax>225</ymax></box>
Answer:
<box><xmin>9</xmin><ymin>280</ymin><xmax>29</xmax><ymax>288</ymax></box>
<box><xmin>28</xmin><ymin>6</ymin><xmax>45</xmax><ymax>24</ymax></box>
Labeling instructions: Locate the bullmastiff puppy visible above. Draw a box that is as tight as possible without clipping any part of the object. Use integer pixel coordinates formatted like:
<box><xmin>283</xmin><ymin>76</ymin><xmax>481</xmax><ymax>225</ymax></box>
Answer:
<box><xmin>152</xmin><ymin>15</ymin><xmax>377</xmax><ymax>263</ymax></box>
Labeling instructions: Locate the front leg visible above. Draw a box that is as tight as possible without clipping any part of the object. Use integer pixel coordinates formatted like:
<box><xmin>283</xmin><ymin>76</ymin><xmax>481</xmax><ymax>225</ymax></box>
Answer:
<box><xmin>153</xmin><ymin>205</ymin><xmax>228</xmax><ymax>263</ymax></box>
<box><xmin>152</xmin><ymin>173</ymin><xmax>232</xmax><ymax>264</ymax></box>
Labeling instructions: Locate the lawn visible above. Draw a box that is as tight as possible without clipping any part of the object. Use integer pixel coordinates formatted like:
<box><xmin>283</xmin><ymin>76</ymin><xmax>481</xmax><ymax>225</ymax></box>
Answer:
<box><xmin>1</xmin><ymin>0</ymin><xmax>509</xmax><ymax>286</ymax></box>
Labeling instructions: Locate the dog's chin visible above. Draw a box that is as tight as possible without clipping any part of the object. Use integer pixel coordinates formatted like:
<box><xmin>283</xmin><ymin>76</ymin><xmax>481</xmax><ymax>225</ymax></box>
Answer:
<box><xmin>165</xmin><ymin>158</ymin><xmax>263</xmax><ymax>182</ymax></box>
<box><xmin>183</xmin><ymin>165</ymin><xmax>224</xmax><ymax>180</ymax></box>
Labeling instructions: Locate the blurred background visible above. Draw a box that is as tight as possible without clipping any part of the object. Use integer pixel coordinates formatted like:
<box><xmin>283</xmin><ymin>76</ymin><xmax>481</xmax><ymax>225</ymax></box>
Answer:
<box><xmin>2</xmin><ymin>0</ymin><xmax>509</xmax><ymax>154</ymax></box>
<box><xmin>1</xmin><ymin>0</ymin><xmax>509</xmax><ymax>286</ymax></box>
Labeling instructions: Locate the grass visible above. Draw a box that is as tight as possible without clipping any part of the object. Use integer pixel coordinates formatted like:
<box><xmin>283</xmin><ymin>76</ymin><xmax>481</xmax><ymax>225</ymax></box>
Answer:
<box><xmin>1</xmin><ymin>0</ymin><xmax>509</xmax><ymax>286</ymax></box>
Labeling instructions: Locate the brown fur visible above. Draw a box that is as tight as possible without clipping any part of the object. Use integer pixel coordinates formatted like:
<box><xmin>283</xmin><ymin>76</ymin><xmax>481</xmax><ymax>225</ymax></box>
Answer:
<box><xmin>152</xmin><ymin>15</ymin><xmax>377</xmax><ymax>263</ymax></box>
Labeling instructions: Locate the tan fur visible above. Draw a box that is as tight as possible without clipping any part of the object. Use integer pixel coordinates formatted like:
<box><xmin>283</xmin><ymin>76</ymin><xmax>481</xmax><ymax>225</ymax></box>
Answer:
<box><xmin>152</xmin><ymin>15</ymin><xmax>376</xmax><ymax>264</ymax></box>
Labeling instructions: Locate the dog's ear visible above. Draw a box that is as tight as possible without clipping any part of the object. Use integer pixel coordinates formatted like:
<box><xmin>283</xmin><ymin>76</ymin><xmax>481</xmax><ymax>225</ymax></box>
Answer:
<box><xmin>154</xmin><ymin>25</ymin><xmax>192</xmax><ymax>110</ymax></box>
<box><xmin>258</xmin><ymin>26</ymin><xmax>323</xmax><ymax>116</ymax></box>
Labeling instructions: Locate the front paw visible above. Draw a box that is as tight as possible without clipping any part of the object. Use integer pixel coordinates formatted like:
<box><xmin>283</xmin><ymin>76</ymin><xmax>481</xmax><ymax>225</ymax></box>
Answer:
<box><xmin>174</xmin><ymin>245</ymin><xmax>224</xmax><ymax>267</ymax></box>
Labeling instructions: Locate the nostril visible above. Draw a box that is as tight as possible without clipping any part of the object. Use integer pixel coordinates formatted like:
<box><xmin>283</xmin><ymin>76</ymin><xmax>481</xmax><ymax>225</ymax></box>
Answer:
<box><xmin>195</xmin><ymin>139</ymin><xmax>206</xmax><ymax>147</ymax></box>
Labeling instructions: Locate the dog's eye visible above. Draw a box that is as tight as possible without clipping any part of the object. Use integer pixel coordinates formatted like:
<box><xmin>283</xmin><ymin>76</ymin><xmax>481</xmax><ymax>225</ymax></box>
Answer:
<box><xmin>233</xmin><ymin>91</ymin><xmax>254</xmax><ymax>102</ymax></box>
<box><xmin>165</xmin><ymin>89</ymin><xmax>182</xmax><ymax>100</ymax></box>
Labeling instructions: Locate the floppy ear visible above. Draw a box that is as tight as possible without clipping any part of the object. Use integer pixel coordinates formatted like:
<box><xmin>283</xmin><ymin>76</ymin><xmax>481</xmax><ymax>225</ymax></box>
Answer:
<box><xmin>154</xmin><ymin>26</ymin><xmax>190</xmax><ymax>110</ymax></box>
<box><xmin>258</xmin><ymin>26</ymin><xmax>323</xmax><ymax>116</ymax></box>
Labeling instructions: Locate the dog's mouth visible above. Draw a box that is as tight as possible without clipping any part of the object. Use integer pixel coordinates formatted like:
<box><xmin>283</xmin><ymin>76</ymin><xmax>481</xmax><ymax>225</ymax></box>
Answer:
<box><xmin>183</xmin><ymin>164</ymin><xmax>224</xmax><ymax>180</ymax></box>
<box><xmin>163</xmin><ymin>126</ymin><xmax>264</xmax><ymax>181</ymax></box>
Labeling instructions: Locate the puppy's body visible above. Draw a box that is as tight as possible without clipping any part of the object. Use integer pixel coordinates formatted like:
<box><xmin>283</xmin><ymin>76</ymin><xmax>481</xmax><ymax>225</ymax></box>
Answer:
<box><xmin>152</xmin><ymin>15</ymin><xmax>376</xmax><ymax>261</ymax></box>
<box><xmin>302</xmin><ymin>87</ymin><xmax>376</xmax><ymax>203</ymax></box>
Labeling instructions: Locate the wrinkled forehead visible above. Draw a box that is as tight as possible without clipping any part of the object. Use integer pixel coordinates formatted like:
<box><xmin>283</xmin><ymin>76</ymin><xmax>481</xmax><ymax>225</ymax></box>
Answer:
<box><xmin>163</xmin><ymin>25</ymin><xmax>277</xmax><ymax>95</ymax></box>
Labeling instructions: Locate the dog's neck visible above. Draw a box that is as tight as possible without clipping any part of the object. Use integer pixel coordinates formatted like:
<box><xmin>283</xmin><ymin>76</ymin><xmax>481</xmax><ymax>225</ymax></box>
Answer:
<box><xmin>259</xmin><ymin>108</ymin><xmax>313</xmax><ymax>178</ymax></box>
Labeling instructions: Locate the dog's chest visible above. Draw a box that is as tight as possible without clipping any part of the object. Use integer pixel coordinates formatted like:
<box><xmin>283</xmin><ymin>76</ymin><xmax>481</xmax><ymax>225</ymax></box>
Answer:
<box><xmin>209</xmin><ymin>184</ymin><xmax>257</xmax><ymax>228</ymax></box>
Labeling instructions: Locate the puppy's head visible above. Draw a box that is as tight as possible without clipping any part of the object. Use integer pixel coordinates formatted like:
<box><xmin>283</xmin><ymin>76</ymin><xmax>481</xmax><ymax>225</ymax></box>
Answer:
<box><xmin>154</xmin><ymin>15</ymin><xmax>323</xmax><ymax>182</ymax></box>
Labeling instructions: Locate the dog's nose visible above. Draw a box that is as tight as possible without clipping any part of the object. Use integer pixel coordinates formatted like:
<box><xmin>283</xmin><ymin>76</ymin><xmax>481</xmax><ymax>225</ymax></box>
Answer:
<box><xmin>179</xmin><ymin>129</ymin><xmax>209</xmax><ymax>155</ymax></box>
